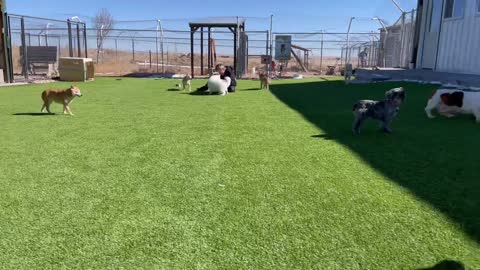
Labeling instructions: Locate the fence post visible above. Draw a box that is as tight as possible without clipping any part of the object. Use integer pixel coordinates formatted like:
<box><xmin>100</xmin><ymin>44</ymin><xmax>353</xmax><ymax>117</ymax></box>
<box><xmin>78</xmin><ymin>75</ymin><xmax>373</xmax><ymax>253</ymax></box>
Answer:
<box><xmin>155</xmin><ymin>25</ymin><xmax>159</xmax><ymax>73</ymax></box>
<box><xmin>149</xmin><ymin>50</ymin><xmax>152</xmax><ymax>69</ymax></box>
<box><xmin>132</xmin><ymin>39</ymin><xmax>135</xmax><ymax>62</ymax></box>
<box><xmin>340</xmin><ymin>47</ymin><xmax>344</xmax><ymax>67</ymax></box>
<box><xmin>83</xmin><ymin>23</ymin><xmax>88</xmax><ymax>58</ymax></box>
<box><xmin>45</xmin><ymin>34</ymin><xmax>48</xmax><ymax>46</ymax></box>
<box><xmin>27</xmin><ymin>32</ymin><xmax>31</xmax><ymax>46</ymax></box>
<box><xmin>320</xmin><ymin>32</ymin><xmax>324</xmax><ymax>73</ymax></box>
<box><xmin>76</xmin><ymin>24</ymin><xmax>81</xmax><ymax>57</ymax></box>
<box><xmin>115</xmin><ymin>39</ymin><xmax>118</xmax><ymax>63</ymax></box>
<box><xmin>67</xmin><ymin>19</ymin><xmax>73</xmax><ymax>57</ymax></box>
<box><xmin>6</xmin><ymin>14</ymin><xmax>14</xmax><ymax>82</ymax></box>
<box><xmin>200</xmin><ymin>27</ymin><xmax>204</xmax><ymax>75</ymax></box>
<box><xmin>20</xmin><ymin>17</ymin><xmax>28</xmax><ymax>81</ymax></box>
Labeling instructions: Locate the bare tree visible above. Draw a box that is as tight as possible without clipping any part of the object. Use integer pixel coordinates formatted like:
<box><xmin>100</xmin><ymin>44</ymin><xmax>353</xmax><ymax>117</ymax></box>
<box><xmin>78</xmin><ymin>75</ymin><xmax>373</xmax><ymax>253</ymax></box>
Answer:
<box><xmin>93</xmin><ymin>8</ymin><xmax>114</xmax><ymax>64</ymax></box>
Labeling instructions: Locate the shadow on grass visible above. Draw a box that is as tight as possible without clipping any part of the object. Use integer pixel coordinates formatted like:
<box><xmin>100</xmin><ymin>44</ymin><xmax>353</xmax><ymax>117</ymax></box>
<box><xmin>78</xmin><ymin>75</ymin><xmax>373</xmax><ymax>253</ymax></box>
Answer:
<box><xmin>167</xmin><ymin>88</ymin><xmax>180</xmax><ymax>91</ymax></box>
<box><xmin>270</xmin><ymin>80</ymin><xmax>480</xmax><ymax>243</ymax></box>
<box><xmin>240</xmin><ymin>88</ymin><xmax>263</xmax><ymax>91</ymax></box>
<box><xmin>13</xmin><ymin>113</ymin><xmax>56</xmax><ymax>116</ymax></box>
<box><xmin>417</xmin><ymin>260</ymin><xmax>465</xmax><ymax>270</ymax></box>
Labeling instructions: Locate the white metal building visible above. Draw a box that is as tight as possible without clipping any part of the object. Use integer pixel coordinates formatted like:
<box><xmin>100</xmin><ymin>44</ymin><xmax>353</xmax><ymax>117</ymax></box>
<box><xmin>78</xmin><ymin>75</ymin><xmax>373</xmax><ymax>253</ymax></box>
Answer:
<box><xmin>416</xmin><ymin>0</ymin><xmax>480</xmax><ymax>75</ymax></box>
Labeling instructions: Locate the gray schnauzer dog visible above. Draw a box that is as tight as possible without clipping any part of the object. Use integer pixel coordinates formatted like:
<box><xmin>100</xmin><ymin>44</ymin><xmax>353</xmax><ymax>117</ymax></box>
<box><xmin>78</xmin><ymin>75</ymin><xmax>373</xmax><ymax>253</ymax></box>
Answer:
<box><xmin>352</xmin><ymin>87</ymin><xmax>406</xmax><ymax>135</ymax></box>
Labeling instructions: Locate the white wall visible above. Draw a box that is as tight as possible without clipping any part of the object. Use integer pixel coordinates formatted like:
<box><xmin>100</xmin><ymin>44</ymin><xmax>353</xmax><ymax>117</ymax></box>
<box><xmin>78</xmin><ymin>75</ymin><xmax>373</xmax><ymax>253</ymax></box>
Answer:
<box><xmin>436</xmin><ymin>0</ymin><xmax>480</xmax><ymax>74</ymax></box>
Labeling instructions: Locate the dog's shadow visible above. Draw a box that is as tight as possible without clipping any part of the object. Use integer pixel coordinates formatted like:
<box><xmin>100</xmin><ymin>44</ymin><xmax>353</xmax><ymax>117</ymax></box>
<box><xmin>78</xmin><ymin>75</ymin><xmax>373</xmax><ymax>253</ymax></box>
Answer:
<box><xmin>13</xmin><ymin>113</ymin><xmax>56</xmax><ymax>116</ymax></box>
<box><xmin>311</xmin><ymin>134</ymin><xmax>335</xmax><ymax>140</ymax></box>
<box><xmin>241</xmin><ymin>88</ymin><xmax>263</xmax><ymax>91</ymax></box>
<box><xmin>167</xmin><ymin>88</ymin><xmax>181</xmax><ymax>91</ymax></box>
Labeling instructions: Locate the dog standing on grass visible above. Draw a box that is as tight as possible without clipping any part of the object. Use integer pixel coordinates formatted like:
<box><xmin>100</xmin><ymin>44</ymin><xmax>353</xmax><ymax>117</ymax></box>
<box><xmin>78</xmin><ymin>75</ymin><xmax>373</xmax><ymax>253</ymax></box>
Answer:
<box><xmin>182</xmin><ymin>75</ymin><xmax>192</xmax><ymax>92</ymax></box>
<box><xmin>41</xmin><ymin>85</ymin><xmax>82</xmax><ymax>116</ymax></box>
<box><xmin>352</xmin><ymin>87</ymin><xmax>406</xmax><ymax>135</ymax></box>
<box><xmin>259</xmin><ymin>73</ymin><xmax>270</xmax><ymax>90</ymax></box>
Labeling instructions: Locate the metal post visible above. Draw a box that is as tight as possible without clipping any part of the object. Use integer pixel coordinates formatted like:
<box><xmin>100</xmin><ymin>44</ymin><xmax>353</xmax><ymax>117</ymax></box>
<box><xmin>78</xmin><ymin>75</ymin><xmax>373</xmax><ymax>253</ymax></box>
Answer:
<box><xmin>58</xmin><ymin>37</ymin><xmax>61</xmax><ymax>57</ymax></box>
<box><xmin>156</xmin><ymin>20</ymin><xmax>159</xmax><ymax>73</ymax></box>
<box><xmin>265</xmin><ymin>30</ymin><xmax>269</xmax><ymax>56</ymax></box>
<box><xmin>235</xmin><ymin>16</ymin><xmax>239</xmax><ymax>77</ymax></box>
<box><xmin>399</xmin><ymin>12</ymin><xmax>406</xmax><ymax>67</ymax></box>
<box><xmin>208</xmin><ymin>27</ymin><xmax>211</xmax><ymax>75</ymax></box>
<box><xmin>76</xmin><ymin>23</ymin><xmax>81</xmax><ymax>57</ymax></box>
<box><xmin>20</xmin><ymin>17</ymin><xmax>28</xmax><ymax>81</ymax></box>
<box><xmin>67</xmin><ymin>19</ymin><xmax>73</xmax><ymax>57</ymax></box>
<box><xmin>340</xmin><ymin>47</ymin><xmax>344</xmax><ymax>67</ymax></box>
<box><xmin>115</xmin><ymin>39</ymin><xmax>118</xmax><ymax>63</ymax></box>
<box><xmin>45</xmin><ymin>34</ymin><xmax>48</xmax><ymax>46</ymax></box>
<box><xmin>410</xmin><ymin>10</ymin><xmax>415</xmax><ymax>69</ymax></box>
<box><xmin>346</xmin><ymin>17</ymin><xmax>354</xmax><ymax>65</ymax></box>
<box><xmin>5</xmin><ymin>13</ymin><xmax>14</xmax><ymax>82</ymax></box>
<box><xmin>156</xmin><ymin>20</ymin><xmax>164</xmax><ymax>74</ymax></box>
<box><xmin>200</xmin><ymin>27</ymin><xmax>204</xmax><ymax>75</ymax></box>
<box><xmin>37</xmin><ymin>35</ymin><xmax>40</xmax><ymax>46</ymax></box>
<box><xmin>320</xmin><ymin>31</ymin><xmax>324</xmax><ymax>73</ymax></box>
<box><xmin>83</xmin><ymin>23</ymin><xmax>88</xmax><ymax>58</ymax></box>
<box><xmin>132</xmin><ymin>39</ymin><xmax>135</xmax><ymax>61</ymax></box>
<box><xmin>233</xmin><ymin>28</ymin><xmax>237</xmax><ymax>77</ymax></box>
<box><xmin>27</xmin><ymin>33</ymin><xmax>31</xmax><ymax>46</ymax></box>
<box><xmin>269</xmin><ymin>14</ymin><xmax>273</xmax><ymax>77</ymax></box>
<box><xmin>191</xmin><ymin>27</ymin><xmax>195</xmax><ymax>78</ymax></box>
<box><xmin>149</xmin><ymin>50</ymin><xmax>152</xmax><ymax>69</ymax></box>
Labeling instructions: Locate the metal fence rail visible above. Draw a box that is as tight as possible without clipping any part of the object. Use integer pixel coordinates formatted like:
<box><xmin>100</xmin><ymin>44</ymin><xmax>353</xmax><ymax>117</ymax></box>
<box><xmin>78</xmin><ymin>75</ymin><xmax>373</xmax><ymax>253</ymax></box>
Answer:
<box><xmin>8</xmin><ymin>13</ymin><xmax>87</xmax><ymax>82</ymax></box>
<box><xmin>7</xmin><ymin>11</ymin><xmax>416</xmax><ymax>81</ymax></box>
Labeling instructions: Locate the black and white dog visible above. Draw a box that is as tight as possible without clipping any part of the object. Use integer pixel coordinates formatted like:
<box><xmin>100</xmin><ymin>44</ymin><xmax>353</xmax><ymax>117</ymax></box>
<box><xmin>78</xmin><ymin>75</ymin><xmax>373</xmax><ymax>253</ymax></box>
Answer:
<box><xmin>352</xmin><ymin>87</ymin><xmax>406</xmax><ymax>135</ymax></box>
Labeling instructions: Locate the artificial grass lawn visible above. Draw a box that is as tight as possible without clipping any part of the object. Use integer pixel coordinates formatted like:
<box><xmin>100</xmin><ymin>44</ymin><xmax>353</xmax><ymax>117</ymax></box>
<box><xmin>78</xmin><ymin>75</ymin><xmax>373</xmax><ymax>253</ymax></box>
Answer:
<box><xmin>0</xmin><ymin>77</ymin><xmax>479</xmax><ymax>269</ymax></box>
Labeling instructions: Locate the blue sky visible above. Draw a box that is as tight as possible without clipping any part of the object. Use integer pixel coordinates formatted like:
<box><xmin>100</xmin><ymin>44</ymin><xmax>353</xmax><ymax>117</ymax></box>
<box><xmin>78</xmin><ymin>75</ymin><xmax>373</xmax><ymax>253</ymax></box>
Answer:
<box><xmin>9</xmin><ymin>0</ymin><xmax>418</xmax><ymax>32</ymax></box>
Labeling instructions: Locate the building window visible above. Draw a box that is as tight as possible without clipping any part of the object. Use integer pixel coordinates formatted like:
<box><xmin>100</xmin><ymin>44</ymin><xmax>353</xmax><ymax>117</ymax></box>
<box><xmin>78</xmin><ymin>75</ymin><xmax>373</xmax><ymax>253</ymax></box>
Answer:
<box><xmin>477</xmin><ymin>0</ymin><xmax>480</xmax><ymax>13</ymax></box>
<box><xmin>444</xmin><ymin>0</ymin><xmax>465</xmax><ymax>19</ymax></box>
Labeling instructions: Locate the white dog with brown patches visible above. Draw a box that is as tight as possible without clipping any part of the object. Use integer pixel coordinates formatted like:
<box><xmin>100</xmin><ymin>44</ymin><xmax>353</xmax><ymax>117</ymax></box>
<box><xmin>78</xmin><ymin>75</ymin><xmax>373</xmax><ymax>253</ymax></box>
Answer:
<box><xmin>425</xmin><ymin>89</ymin><xmax>480</xmax><ymax>122</ymax></box>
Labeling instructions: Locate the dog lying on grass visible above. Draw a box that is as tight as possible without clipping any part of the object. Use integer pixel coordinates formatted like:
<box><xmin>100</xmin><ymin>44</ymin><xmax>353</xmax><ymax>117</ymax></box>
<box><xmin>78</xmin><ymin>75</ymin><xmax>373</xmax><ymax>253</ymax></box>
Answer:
<box><xmin>352</xmin><ymin>87</ymin><xmax>406</xmax><ymax>135</ymax></box>
<box><xmin>41</xmin><ymin>85</ymin><xmax>83</xmax><ymax>116</ymax></box>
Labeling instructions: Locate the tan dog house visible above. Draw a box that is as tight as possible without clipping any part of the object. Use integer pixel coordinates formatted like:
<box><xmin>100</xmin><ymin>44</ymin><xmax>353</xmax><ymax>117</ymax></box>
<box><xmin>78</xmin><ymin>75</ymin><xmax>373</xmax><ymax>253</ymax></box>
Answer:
<box><xmin>59</xmin><ymin>57</ymin><xmax>95</xmax><ymax>82</ymax></box>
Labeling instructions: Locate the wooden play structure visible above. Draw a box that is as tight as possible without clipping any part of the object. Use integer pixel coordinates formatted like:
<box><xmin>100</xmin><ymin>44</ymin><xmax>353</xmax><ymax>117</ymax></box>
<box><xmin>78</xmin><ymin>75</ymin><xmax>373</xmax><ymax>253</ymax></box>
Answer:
<box><xmin>208</xmin><ymin>38</ymin><xmax>217</xmax><ymax>74</ymax></box>
<box><xmin>290</xmin><ymin>44</ymin><xmax>311</xmax><ymax>72</ymax></box>
<box><xmin>189</xmin><ymin>17</ymin><xmax>246</xmax><ymax>78</ymax></box>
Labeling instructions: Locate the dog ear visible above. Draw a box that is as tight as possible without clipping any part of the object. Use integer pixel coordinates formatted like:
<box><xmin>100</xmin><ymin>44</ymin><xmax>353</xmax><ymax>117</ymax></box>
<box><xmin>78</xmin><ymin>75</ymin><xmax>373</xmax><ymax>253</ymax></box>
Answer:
<box><xmin>385</xmin><ymin>89</ymin><xmax>394</xmax><ymax>100</ymax></box>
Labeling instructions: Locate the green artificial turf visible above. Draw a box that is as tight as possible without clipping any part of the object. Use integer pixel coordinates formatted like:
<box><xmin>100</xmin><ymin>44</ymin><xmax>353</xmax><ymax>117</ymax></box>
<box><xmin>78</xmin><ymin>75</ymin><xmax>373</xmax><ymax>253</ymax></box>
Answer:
<box><xmin>0</xmin><ymin>77</ymin><xmax>479</xmax><ymax>269</ymax></box>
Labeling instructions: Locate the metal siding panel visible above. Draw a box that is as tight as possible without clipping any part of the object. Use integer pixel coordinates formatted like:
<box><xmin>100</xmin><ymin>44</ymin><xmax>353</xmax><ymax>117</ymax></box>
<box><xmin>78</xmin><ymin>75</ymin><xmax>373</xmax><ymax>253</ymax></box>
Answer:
<box><xmin>437</xmin><ymin>0</ymin><xmax>480</xmax><ymax>74</ymax></box>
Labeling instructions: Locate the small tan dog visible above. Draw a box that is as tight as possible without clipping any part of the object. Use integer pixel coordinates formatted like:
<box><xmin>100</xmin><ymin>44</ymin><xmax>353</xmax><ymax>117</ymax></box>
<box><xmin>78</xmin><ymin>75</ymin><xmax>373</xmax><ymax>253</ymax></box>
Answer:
<box><xmin>259</xmin><ymin>73</ymin><xmax>270</xmax><ymax>90</ymax></box>
<box><xmin>182</xmin><ymin>75</ymin><xmax>192</xmax><ymax>92</ymax></box>
<box><xmin>41</xmin><ymin>85</ymin><xmax>82</xmax><ymax>115</ymax></box>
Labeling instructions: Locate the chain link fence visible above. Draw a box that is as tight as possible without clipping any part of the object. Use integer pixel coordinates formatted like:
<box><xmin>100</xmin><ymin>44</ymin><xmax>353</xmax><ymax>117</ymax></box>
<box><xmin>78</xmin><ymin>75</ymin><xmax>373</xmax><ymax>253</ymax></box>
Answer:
<box><xmin>7</xmin><ymin>14</ymin><xmax>87</xmax><ymax>82</ymax></box>
<box><xmin>6</xmin><ymin>12</ymin><xmax>416</xmax><ymax>81</ymax></box>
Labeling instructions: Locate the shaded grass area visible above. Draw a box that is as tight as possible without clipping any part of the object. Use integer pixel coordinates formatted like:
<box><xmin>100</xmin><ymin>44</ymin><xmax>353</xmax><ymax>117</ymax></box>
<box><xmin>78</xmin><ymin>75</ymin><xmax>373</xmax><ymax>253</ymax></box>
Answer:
<box><xmin>0</xmin><ymin>77</ymin><xmax>478</xmax><ymax>269</ymax></box>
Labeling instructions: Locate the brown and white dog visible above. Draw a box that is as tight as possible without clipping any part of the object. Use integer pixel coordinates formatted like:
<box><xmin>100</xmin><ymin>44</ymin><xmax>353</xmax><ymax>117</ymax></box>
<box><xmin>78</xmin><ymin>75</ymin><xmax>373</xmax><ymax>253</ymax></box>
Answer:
<box><xmin>425</xmin><ymin>89</ymin><xmax>480</xmax><ymax>122</ymax></box>
<box><xmin>259</xmin><ymin>73</ymin><xmax>270</xmax><ymax>90</ymax></box>
<box><xmin>41</xmin><ymin>85</ymin><xmax>83</xmax><ymax>116</ymax></box>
